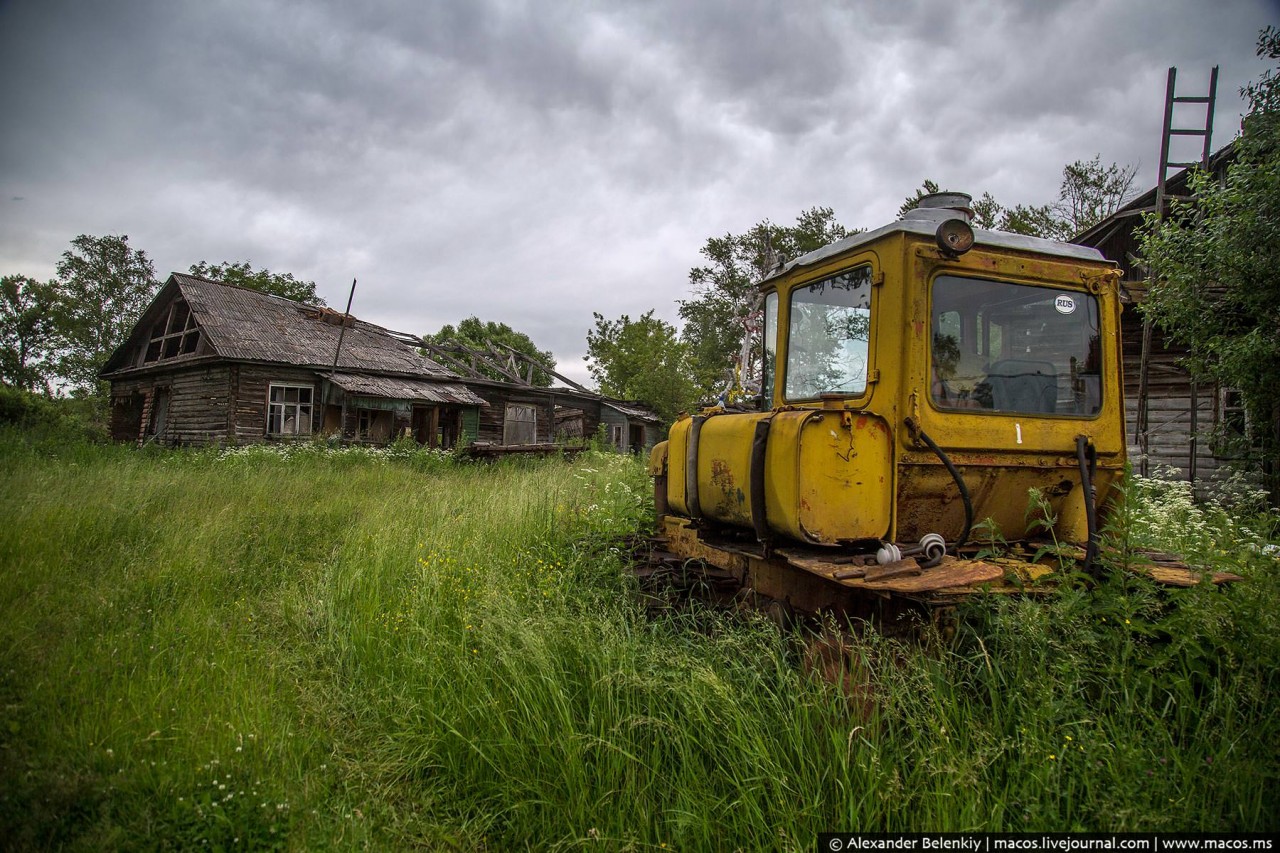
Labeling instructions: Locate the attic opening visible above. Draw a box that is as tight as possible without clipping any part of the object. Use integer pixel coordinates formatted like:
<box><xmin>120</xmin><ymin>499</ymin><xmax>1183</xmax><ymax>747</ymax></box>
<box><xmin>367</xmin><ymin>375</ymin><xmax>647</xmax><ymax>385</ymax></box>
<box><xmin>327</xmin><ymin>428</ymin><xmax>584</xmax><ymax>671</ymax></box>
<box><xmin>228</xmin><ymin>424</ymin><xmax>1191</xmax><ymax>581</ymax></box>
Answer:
<box><xmin>141</xmin><ymin>297</ymin><xmax>202</xmax><ymax>364</ymax></box>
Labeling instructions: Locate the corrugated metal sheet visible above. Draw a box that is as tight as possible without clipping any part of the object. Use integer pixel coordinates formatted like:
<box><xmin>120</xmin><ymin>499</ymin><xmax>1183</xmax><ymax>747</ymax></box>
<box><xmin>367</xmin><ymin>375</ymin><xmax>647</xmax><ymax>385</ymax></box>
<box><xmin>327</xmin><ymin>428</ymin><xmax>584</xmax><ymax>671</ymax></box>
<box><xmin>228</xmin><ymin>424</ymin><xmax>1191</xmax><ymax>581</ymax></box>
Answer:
<box><xmin>326</xmin><ymin>372</ymin><xmax>488</xmax><ymax>406</ymax></box>
<box><xmin>603</xmin><ymin>400</ymin><xmax>660</xmax><ymax>422</ymax></box>
<box><xmin>170</xmin><ymin>274</ymin><xmax>457</xmax><ymax>378</ymax></box>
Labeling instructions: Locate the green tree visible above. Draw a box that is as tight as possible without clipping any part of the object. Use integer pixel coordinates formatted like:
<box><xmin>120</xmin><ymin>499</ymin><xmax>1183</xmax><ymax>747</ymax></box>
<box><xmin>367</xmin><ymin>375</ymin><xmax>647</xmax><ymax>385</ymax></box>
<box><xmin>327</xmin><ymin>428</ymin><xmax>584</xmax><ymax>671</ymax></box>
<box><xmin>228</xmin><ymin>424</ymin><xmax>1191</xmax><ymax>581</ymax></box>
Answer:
<box><xmin>1056</xmin><ymin>155</ymin><xmax>1138</xmax><ymax>236</ymax></box>
<box><xmin>899</xmin><ymin>156</ymin><xmax>1135</xmax><ymax>241</ymax></box>
<box><xmin>585</xmin><ymin>310</ymin><xmax>699</xmax><ymax>424</ymax></box>
<box><xmin>54</xmin><ymin>234</ymin><xmax>158</xmax><ymax>395</ymax></box>
<box><xmin>423</xmin><ymin>316</ymin><xmax>557</xmax><ymax>386</ymax></box>
<box><xmin>0</xmin><ymin>275</ymin><xmax>57</xmax><ymax>391</ymax></box>
<box><xmin>679</xmin><ymin>207</ymin><xmax>851</xmax><ymax>397</ymax></box>
<box><xmin>188</xmin><ymin>260</ymin><xmax>325</xmax><ymax>306</ymax></box>
<box><xmin>1000</xmin><ymin>202</ymin><xmax>1069</xmax><ymax>240</ymax></box>
<box><xmin>1140</xmin><ymin>26</ymin><xmax>1280</xmax><ymax>480</ymax></box>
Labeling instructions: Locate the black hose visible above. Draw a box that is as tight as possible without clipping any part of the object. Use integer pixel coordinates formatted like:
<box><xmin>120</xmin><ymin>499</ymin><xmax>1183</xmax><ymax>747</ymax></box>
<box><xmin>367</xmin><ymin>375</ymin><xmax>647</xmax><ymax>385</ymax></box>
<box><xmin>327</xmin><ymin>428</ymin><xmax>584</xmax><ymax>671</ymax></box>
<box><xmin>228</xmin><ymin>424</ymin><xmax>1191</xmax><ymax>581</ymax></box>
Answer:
<box><xmin>905</xmin><ymin>418</ymin><xmax>973</xmax><ymax>552</ymax></box>
<box><xmin>1076</xmin><ymin>435</ymin><xmax>1100</xmax><ymax>579</ymax></box>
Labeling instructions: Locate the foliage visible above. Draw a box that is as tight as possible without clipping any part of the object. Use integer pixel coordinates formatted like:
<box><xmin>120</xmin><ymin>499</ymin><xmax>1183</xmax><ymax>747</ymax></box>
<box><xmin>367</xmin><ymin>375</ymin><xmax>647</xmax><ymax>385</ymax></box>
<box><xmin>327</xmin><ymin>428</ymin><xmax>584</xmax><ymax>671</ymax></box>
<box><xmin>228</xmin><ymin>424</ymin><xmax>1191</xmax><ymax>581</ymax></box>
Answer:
<box><xmin>0</xmin><ymin>274</ymin><xmax>57</xmax><ymax>391</ymax></box>
<box><xmin>679</xmin><ymin>207</ymin><xmax>851</xmax><ymax>397</ymax></box>
<box><xmin>1057</xmin><ymin>155</ymin><xmax>1139</xmax><ymax>237</ymax></box>
<box><xmin>900</xmin><ymin>155</ymin><xmax>1136</xmax><ymax>241</ymax></box>
<box><xmin>585</xmin><ymin>309</ymin><xmax>699</xmax><ymax>423</ymax></box>
<box><xmin>188</xmin><ymin>260</ymin><xmax>325</xmax><ymax>306</ymax></box>
<box><xmin>51</xmin><ymin>234</ymin><xmax>158</xmax><ymax>395</ymax></box>
<box><xmin>1000</xmin><ymin>202</ymin><xmax>1069</xmax><ymax>239</ymax></box>
<box><xmin>0</xmin><ymin>384</ymin><xmax>106</xmax><ymax>444</ymax></box>
<box><xmin>423</xmin><ymin>315</ymin><xmax>557</xmax><ymax>386</ymax></box>
<box><xmin>1140</xmin><ymin>26</ymin><xmax>1280</xmax><ymax>480</ymax></box>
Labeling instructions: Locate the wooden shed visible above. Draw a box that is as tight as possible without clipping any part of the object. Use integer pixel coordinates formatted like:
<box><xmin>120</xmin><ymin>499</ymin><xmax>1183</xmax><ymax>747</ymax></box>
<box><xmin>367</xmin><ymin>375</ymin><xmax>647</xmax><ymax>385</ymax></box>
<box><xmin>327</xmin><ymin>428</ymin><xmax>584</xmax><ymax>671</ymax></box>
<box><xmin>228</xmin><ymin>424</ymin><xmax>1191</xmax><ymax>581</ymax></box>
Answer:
<box><xmin>420</xmin><ymin>341</ymin><xmax>662</xmax><ymax>455</ymax></box>
<box><xmin>101</xmin><ymin>274</ymin><xmax>487</xmax><ymax>447</ymax></box>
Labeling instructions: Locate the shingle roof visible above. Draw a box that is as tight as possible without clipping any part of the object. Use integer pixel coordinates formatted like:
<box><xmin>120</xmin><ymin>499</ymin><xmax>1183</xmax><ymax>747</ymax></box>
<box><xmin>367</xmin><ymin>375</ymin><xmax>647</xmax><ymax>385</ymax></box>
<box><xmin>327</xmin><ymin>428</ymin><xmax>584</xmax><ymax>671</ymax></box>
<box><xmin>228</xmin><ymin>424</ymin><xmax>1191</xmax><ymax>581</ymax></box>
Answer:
<box><xmin>104</xmin><ymin>274</ymin><xmax>458</xmax><ymax>379</ymax></box>
<box><xmin>603</xmin><ymin>400</ymin><xmax>661</xmax><ymax>422</ymax></box>
<box><xmin>175</xmin><ymin>274</ymin><xmax>455</xmax><ymax>376</ymax></box>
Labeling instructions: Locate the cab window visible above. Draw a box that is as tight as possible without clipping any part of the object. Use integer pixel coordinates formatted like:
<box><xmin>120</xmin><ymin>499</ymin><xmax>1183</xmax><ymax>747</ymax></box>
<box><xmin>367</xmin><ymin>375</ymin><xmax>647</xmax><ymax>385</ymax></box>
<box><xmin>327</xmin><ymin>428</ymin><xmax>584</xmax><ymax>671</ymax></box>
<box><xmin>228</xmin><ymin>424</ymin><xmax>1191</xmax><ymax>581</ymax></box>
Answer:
<box><xmin>931</xmin><ymin>275</ymin><xmax>1102</xmax><ymax>416</ymax></box>
<box><xmin>761</xmin><ymin>291</ymin><xmax>778</xmax><ymax>408</ymax></box>
<box><xmin>785</xmin><ymin>265</ymin><xmax>872</xmax><ymax>400</ymax></box>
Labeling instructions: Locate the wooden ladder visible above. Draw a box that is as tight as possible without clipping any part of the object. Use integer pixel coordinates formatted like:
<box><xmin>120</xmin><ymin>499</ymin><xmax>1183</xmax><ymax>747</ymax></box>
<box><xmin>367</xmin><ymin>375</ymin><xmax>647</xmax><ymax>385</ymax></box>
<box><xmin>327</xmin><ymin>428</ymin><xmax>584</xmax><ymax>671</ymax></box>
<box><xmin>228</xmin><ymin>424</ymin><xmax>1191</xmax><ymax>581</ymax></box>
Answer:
<box><xmin>1136</xmin><ymin>65</ymin><xmax>1218</xmax><ymax>479</ymax></box>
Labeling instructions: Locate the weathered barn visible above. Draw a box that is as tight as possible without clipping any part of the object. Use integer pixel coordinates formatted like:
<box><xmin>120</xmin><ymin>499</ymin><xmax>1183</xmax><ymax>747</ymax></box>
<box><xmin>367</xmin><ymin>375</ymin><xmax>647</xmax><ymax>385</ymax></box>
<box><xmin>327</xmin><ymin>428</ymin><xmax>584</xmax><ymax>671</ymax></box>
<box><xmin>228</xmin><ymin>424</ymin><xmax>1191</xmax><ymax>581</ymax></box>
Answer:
<box><xmin>422</xmin><ymin>341</ymin><xmax>662</xmax><ymax>455</ymax></box>
<box><xmin>1072</xmin><ymin>144</ymin><xmax>1249</xmax><ymax>485</ymax></box>
<box><xmin>101</xmin><ymin>274</ymin><xmax>487</xmax><ymax>447</ymax></box>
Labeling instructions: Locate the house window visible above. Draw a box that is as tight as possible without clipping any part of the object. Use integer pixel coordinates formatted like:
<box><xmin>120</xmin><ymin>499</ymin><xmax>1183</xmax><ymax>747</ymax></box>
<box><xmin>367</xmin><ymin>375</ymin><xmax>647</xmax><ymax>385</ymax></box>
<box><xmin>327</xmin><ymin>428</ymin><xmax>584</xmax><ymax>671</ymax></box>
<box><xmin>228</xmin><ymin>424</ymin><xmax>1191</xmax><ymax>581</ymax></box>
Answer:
<box><xmin>267</xmin><ymin>384</ymin><xmax>313</xmax><ymax>436</ymax></box>
<box><xmin>1214</xmin><ymin>388</ymin><xmax>1258</xmax><ymax>457</ymax></box>
<box><xmin>355</xmin><ymin>408</ymin><xmax>392</xmax><ymax>442</ymax></box>
<box><xmin>503</xmin><ymin>403</ymin><xmax>537</xmax><ymax>445</ymax></box>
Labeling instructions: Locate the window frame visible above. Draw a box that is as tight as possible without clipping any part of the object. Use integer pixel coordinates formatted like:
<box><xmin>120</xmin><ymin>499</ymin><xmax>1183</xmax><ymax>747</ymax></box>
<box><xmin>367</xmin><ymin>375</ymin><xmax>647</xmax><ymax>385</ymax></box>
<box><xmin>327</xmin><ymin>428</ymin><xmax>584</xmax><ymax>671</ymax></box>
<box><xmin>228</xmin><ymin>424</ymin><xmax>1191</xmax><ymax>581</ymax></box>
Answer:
<box><xmin>140</xmin><ymin>298</ymin><xmax>202</xmax><ymax>365</ymax></box>
<box><xmin>760</xmin><ymin>290</ymin><xmax>779</xmax><ymax>409</ymax></box>
<box><xmin>266</xmin><ymin>382</ymin><xmax>314</xmax><ymax>437</ymax></box>
<box><xmin>928</xmin><ymin>273</ymin><xmax>1104</xmax><ymax>419</ymax></box>
<box><xmin>781</xmin><ymin>263</ymin><xmax>875</xmax><ymax>403</ymax></box>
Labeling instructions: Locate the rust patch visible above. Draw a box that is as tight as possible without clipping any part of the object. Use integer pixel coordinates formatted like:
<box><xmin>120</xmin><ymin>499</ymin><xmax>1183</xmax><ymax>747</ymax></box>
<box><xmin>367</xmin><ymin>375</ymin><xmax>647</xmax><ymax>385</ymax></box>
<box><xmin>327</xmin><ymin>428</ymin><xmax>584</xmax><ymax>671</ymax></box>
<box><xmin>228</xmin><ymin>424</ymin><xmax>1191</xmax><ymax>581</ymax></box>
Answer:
<box><xmin>710</xmin><ymin>458</ymin><xmax>734</xmax><ymax>491</ymax></box>
<box><xmin>859</xmin><ymin>557</ymin><xmax>1003</xmax><ymax>592</ymax></box>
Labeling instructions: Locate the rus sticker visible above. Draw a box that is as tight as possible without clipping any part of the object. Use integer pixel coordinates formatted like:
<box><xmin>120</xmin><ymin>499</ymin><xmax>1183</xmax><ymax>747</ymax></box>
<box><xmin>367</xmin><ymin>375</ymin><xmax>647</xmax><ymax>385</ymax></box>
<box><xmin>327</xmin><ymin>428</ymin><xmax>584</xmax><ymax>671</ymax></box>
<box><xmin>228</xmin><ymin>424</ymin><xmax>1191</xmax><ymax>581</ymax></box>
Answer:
<box><xmin>1054</xmin><ymin>294</ymin><xmax>1076</xmax><ymax>315</ymax></box>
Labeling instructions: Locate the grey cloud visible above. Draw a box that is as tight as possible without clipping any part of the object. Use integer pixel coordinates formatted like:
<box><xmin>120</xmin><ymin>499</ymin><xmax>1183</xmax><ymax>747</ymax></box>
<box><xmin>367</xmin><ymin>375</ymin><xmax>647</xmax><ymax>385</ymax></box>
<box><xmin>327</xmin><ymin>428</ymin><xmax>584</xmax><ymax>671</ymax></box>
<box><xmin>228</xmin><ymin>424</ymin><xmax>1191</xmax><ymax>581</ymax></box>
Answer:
<box><xmin>1</xmin><ymin>0</ymin><xmax>1275</xmax><ymax>386</ymax></box>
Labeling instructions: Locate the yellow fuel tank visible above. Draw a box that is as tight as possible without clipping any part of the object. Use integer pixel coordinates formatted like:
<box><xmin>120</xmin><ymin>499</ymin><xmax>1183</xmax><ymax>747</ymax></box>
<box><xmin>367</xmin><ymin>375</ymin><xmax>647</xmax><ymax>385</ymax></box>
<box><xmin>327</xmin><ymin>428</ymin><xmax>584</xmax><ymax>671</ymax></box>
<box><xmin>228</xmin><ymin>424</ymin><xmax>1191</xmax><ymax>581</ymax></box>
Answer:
<box><xmin>664</xmin><ymin>405</ymin><xmax>894</xmax><ymax>545</ymax></box>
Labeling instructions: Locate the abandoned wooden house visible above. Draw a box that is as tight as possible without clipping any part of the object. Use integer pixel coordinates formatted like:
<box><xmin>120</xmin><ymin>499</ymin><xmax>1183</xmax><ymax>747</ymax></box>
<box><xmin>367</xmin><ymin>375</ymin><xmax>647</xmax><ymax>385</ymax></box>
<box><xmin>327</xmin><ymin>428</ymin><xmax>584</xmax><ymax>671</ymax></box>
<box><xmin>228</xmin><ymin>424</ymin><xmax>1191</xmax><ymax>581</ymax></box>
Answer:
<box><xmin>101</xmin><ymin>273</ymin><xmax>487</xmax><ymax>447</ymax></box>
<box><xmin>102</xmin><ymin>273</ymin><xmax>663</xmax><ymax>454</ymax></box>
<box><xmin>1072</xmin><ymin>143</ymin><xmax>1248</xmax><ymax>486</ymax></box>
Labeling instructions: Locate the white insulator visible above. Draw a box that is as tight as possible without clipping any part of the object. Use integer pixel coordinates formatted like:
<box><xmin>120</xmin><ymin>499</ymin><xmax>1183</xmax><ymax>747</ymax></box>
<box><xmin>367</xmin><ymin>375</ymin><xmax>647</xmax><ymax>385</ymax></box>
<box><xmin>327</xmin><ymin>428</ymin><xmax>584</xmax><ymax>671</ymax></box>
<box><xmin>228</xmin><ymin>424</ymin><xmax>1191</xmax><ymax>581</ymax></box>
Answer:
<box><xmin>919</xmin><ymin>532</ymin><xmax>947</xmax><ymax>560</ymax></box>
<box><xmin>876</xmin><ymin>543</ymin><xmax>903</xmax><ymax>565</ymax></box>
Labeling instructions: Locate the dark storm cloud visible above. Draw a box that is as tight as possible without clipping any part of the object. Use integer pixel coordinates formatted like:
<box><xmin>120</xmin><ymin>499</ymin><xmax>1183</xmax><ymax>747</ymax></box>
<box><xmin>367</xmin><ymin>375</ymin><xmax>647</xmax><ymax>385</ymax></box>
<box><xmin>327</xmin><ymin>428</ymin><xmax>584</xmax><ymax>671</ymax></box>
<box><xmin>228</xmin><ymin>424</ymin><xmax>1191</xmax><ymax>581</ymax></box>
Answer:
<box><xmin>1</xmin><ymin>0</ymin><xmax>1274</xmax><ymax>384</ymax></box>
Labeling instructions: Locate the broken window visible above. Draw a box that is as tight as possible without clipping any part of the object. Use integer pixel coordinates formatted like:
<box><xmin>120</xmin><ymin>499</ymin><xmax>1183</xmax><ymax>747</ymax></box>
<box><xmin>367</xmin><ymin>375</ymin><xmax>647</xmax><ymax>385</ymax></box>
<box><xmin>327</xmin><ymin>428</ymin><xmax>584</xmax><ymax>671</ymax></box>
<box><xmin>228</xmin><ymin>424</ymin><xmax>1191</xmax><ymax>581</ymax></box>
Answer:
<box><xmin>503</xmin><ymin>403</ymin><xmax>537</xmax><ymax>445</ymax></box>
<box><xmin>267</xmin><ymin>384</ymin><xmax>313</xmax><ymax>436</ymax></box>
<box><xmin>1214</xmin><ymin>388</ymin><xmax>1259</xmax><ymax>458</ymax></box>
<box><xmin>356</xmin><ymin>408</ymin><xmax>392</xmax><ymax>443</ymax></box>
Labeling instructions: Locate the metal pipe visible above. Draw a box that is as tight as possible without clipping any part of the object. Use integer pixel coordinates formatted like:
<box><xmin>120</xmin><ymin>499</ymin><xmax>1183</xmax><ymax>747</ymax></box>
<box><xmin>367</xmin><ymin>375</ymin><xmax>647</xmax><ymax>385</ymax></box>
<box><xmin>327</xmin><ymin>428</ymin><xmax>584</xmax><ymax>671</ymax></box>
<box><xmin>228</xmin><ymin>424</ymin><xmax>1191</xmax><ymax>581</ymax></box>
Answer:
<box><xmin>905</xmin><ymin>418</ymin><xmax>974</xmax><ymax>552</ymax></box>
<box><xmin>1076</xmin><ymin>435</ymin><xmax>1101</xmax><ymax>579</ymax></box>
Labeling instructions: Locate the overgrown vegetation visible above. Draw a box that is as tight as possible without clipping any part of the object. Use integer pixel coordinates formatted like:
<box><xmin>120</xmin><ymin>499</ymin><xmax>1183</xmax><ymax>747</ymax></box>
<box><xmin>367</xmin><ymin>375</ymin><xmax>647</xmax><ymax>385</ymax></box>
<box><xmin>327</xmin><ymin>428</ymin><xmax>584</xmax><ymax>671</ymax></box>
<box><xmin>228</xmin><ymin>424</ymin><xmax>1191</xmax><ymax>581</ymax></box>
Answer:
<box><xmin>1140</xmin><ymin>26</ymin><xmax>1280</xmax><ymax>493</ymax></box>
<box><xmin>1</xmin><ymin>433</ymin><xmax>1277</xmax><ymax>848</ymax></box>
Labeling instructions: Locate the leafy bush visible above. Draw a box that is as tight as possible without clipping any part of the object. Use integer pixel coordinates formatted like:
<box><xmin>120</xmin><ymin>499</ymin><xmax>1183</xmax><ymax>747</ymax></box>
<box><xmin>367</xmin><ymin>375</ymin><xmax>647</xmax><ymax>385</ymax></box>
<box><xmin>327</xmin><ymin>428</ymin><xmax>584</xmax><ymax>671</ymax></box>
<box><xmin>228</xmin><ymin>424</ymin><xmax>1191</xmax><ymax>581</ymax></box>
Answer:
<box><xmin>0</xmin><ymin>384</ymin><xmax>107</xmax><ymax>446</ymax></box>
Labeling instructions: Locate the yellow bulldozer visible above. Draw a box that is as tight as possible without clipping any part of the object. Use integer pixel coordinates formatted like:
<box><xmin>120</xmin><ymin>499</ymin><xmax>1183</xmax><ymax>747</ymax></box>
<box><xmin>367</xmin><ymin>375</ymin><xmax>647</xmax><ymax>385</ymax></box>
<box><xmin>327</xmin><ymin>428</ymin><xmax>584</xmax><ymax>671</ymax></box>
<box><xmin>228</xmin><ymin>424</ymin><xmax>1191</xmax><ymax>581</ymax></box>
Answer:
<box><xmin>646</xmin><ymin>193</ymin><xmax>1230</xmax><ymax>625</ymax></box>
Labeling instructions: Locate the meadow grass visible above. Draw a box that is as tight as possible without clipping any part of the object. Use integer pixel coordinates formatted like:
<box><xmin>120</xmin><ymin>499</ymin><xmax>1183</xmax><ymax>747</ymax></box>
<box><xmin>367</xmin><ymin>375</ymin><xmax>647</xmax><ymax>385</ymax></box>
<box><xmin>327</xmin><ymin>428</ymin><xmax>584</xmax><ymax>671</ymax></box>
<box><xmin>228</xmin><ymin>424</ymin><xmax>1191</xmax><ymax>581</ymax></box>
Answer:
<box><xmin>0</xmin><ymin>429</ymin><xmax>1277</xmax><ymax>849</ymax></box>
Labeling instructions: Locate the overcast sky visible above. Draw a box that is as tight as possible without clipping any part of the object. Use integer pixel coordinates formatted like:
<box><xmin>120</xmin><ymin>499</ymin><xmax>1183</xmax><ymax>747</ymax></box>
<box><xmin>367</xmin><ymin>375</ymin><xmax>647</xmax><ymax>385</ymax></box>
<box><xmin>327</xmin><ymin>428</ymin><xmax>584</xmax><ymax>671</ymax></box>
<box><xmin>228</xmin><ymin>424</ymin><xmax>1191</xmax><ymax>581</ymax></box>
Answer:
<box><xmin>1</xmin><ymin>0</ymin><xmax>1275</xmax><ymax>386</ymax></box>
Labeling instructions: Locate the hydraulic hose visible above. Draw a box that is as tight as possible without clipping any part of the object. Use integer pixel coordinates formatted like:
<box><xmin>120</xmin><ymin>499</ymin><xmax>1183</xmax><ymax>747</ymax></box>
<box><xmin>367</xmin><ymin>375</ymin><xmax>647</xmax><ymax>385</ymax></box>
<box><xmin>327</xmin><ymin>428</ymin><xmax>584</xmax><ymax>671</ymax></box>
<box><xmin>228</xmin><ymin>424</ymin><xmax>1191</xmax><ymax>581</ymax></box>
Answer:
<box><xmin>1076</xmin><ymin>435</ymin><xmax>1100</xmax><ymax>579</ymax></box>
<box><xmin>905</xmin><ymin>418</ymin><xmax>973</xmax><ymax>553</ymax></box>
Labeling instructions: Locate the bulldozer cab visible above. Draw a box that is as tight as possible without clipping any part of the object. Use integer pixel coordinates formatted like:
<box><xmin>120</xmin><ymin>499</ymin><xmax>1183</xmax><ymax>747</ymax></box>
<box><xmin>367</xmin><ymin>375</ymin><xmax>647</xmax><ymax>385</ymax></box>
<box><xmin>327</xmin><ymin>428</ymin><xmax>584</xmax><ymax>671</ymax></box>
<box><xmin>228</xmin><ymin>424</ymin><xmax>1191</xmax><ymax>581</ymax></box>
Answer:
<box><xmin>744</xmin><ymin>191</ymin><xmax>1127</xmax><ymax>545</ymax></box>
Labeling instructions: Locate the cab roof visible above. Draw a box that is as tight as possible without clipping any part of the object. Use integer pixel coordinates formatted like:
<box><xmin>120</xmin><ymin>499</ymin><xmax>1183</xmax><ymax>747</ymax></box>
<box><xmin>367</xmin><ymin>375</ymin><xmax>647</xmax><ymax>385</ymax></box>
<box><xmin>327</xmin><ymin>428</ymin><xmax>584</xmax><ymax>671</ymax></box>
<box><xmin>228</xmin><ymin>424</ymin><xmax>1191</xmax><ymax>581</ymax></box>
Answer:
<box><xmin>760</xmin><ymin>208</ymin><xmax>1107</xmax><ymax>287</ymax></box>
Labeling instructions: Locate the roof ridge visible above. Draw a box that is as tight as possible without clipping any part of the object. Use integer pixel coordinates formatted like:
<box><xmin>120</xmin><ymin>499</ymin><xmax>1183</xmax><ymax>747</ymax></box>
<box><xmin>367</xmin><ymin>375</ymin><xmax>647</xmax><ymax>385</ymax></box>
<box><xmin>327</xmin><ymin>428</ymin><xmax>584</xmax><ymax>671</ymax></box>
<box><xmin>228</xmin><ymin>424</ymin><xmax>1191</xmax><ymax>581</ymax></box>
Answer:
<box><xmin>172</xmin><ymin>271</ymin><xmax>317</xmax><ymax>308</ymax></box>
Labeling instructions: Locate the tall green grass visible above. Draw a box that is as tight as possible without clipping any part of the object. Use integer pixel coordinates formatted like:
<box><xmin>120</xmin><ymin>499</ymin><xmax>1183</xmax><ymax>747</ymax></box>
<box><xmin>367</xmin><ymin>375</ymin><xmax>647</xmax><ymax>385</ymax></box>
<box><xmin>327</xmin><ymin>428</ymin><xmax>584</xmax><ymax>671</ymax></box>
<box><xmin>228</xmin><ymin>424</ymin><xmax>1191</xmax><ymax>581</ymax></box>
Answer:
<box><xmin>1</xmin><ymin>430</ymin><xmax>1277</xmax><ymax>849</ymax></box>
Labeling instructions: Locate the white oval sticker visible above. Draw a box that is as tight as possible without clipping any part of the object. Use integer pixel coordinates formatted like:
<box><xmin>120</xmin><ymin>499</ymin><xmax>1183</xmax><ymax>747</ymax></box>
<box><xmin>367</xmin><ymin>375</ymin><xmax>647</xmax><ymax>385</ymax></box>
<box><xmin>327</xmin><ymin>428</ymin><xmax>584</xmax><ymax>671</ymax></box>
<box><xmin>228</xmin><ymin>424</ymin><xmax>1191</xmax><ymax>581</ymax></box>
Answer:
<box><xmin>1054</xmin><ymin>294</ymin><xmax>1076</xmax><ymax>315</ymax></box>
